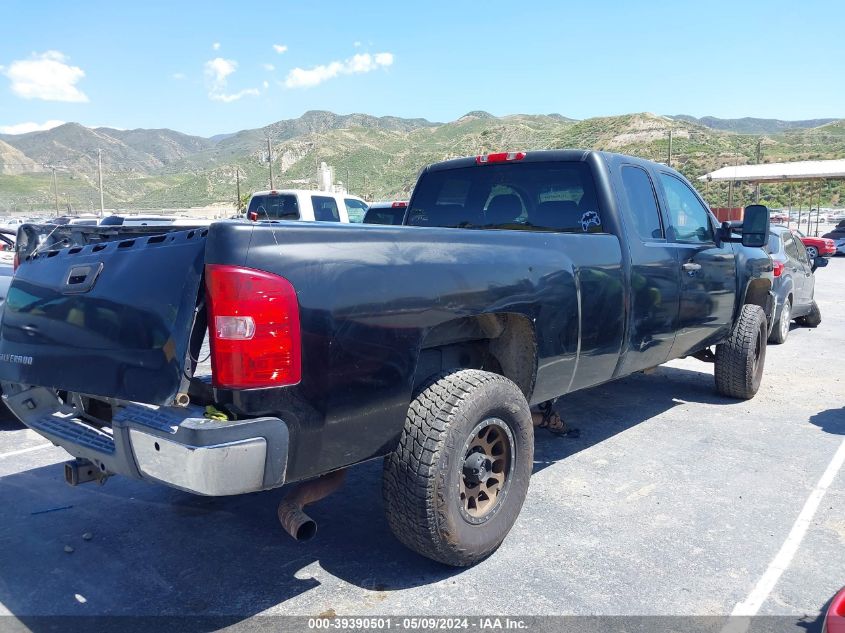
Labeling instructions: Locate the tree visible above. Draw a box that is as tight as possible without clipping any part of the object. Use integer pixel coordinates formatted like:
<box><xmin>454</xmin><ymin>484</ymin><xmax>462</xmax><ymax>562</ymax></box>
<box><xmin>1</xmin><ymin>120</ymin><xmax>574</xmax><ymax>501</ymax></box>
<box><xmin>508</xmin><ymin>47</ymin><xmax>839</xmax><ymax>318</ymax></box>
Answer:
<box><xmin>238</xmin><ymin>192</ymin><xmax>250</xmax><ymax>212</ymax></box>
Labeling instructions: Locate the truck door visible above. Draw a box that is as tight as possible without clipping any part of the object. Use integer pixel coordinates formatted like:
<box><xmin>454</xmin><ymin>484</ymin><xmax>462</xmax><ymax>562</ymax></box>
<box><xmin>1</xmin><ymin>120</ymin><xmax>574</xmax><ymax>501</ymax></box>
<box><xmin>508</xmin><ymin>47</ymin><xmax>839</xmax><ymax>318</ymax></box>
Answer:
<box><xmin>657</xmin><ymin>172</ymin><xmax>737</xmax><ymax>356</ymax></box>
<box><xmin>784</xmin><ymin>232</ymin><xmax>811</xmax><ymax>309</ymax></box>
<box><xmin>615</xmin><ymin>164</ymin><xmax>681</xmax><ymax>375</ymax></box>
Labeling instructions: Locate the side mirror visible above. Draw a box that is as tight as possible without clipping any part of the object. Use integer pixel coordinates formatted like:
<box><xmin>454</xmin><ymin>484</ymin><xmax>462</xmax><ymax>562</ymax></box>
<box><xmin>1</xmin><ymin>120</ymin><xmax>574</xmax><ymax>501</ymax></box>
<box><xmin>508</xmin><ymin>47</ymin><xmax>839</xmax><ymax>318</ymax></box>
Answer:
<box><xmin>812</xmin><ymin>257</ymin><xmax>828</xmax><ymax>272</ymax></box>
<box><xmin>741</xmin><ymin>204</ymin><xmax>770</xmax><ymax>248</ymax></box>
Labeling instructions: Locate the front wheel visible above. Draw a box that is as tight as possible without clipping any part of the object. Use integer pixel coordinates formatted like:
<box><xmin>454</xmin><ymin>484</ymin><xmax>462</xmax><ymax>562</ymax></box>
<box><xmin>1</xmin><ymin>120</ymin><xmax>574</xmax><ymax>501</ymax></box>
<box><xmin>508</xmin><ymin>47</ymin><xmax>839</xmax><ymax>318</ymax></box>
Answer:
<box><xmin>805</xmin><ymin>246</ymin><xmax>819</xmax><ymax>259</ymax></box>
<box><xmin>383</xmin><ymin>369</ymin><xmax>533</xmax><ymax>566</ymax></box>
<box><xmin>714</xmin><ymin>304</ymin><xmax>768</xmax><ymax>399</ymax></box>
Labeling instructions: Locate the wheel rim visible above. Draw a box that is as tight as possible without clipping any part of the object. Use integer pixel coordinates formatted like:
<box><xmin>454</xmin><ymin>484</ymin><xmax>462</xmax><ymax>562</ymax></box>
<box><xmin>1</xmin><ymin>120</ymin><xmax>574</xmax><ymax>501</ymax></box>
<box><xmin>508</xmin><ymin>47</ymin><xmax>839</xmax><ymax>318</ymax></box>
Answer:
<box><xmin>807</xmin><ymin>247</ymin><xmax>818</xmax><ymax>259</ymax></box>
<box><xmin>780</xmin><ymin>301</ymin><xmax>791</xmax><ymax>339</ymax></box>
<box><xmin>459</xmin><ymin>418</ymin><xmax>514</xmax><ymax>522</ymax></box>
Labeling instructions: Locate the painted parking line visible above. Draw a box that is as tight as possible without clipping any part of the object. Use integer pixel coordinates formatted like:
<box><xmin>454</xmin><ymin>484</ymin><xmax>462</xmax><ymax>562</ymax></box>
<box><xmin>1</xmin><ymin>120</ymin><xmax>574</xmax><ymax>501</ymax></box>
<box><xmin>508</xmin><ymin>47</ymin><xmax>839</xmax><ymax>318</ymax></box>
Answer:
<box><xmin>732</xmin><ymin>436</ymin><xmax>845</xmax><ymax>616</ymax></box>
<box><xmin>0</xmin><ymin>443</ymin><xmax>55</xmax><ymax>459</ymax></box>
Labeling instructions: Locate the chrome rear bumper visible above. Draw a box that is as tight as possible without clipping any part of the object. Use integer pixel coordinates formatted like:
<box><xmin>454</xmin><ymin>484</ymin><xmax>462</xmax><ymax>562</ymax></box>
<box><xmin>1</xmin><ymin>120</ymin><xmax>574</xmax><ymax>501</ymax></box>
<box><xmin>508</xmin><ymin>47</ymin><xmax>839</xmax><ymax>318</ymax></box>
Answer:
<box><xmin>1</xmin><ymin>383</ymin><xmax>289</xmax><ymax>496</ymax></box>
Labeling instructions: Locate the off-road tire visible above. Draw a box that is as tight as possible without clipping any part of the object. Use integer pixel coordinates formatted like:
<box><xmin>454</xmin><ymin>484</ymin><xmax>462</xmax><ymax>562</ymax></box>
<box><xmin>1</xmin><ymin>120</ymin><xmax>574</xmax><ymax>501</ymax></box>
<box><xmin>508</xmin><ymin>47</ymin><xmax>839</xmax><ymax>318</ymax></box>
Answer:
<box><xmin>768</xmin><ymin>297</ymin><xmax>791</xmax><ymax>344</ymax></box>
<box><xmin>796</xmin><ymin>300</ymin><xmax>822</xmax><ymax>328</ymax></box>
<box><xmin>383</xmin><ymin>369</ymin><xmax>533</xmax><ymax>566</ymax></box>
<box><xmin>714</xmin><ymin>304</ymin><xmax>767</xmax><ymax>399</ymax></box>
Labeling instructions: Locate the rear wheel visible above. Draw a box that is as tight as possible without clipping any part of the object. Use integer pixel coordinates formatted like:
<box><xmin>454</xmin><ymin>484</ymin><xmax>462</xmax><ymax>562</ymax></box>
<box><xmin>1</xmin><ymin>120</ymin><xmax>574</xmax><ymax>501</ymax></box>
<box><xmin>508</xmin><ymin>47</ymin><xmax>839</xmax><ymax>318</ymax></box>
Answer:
<box><xmin>383</xmin><ymin>369</ymin><xmax>533</xmax><ymax>566</ymax></box>
<box><xmin>805</xmin><ymin>245</ymin><xmax>819</xmax><ymax>259</ymax></box>
<box><xmin>768</xmin><ymin>298</ymin><xmax>791</xmax><ymax>344</ymax></box>
<box><xmin>714</xmin><ymin>304</ymin><xmax>767</xmax><ymax>399</ymax></box>
<box><xmin>796</xmin><ymin>300</ymin><xmax>822</xmax><ymax>328</ymax></box>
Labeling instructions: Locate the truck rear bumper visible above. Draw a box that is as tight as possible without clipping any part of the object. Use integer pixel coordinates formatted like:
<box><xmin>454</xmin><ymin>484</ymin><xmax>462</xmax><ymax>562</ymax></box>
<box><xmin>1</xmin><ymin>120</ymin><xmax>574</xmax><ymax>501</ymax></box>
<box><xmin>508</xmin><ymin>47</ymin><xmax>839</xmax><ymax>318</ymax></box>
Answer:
<box><xmin>1</xmin><ymin>383</ymin><xmax>290</xmax><ymax>496</ymax></box>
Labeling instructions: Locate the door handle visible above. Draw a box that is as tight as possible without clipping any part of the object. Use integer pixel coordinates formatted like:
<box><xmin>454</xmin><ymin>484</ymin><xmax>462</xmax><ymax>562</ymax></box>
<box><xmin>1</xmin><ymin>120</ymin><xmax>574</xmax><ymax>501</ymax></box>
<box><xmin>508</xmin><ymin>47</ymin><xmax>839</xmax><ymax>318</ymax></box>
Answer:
<box><xmin>682</xmin><ymin>262</ymin><xmax>702</xmax><ymax>272</ymax></box>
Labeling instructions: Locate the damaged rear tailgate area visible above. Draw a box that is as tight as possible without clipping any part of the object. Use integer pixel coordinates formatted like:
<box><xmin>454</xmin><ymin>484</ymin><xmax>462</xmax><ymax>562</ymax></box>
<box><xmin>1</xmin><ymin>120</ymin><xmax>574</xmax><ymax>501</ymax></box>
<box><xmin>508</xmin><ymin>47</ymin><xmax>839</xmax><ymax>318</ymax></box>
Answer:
<box><xmin>0</xmin><ymin>226</ymin><xmax>208</xmax><ymax>406</ymax></box>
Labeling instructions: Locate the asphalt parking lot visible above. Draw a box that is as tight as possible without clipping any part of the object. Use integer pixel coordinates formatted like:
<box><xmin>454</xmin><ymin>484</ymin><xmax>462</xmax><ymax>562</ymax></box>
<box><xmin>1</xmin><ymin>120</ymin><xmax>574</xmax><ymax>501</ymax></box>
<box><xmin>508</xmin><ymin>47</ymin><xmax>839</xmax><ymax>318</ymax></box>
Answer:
<box><xmin>0</xmin><ymin>259</ymin><xmax>843</xmax><ymax>628</ymax></box>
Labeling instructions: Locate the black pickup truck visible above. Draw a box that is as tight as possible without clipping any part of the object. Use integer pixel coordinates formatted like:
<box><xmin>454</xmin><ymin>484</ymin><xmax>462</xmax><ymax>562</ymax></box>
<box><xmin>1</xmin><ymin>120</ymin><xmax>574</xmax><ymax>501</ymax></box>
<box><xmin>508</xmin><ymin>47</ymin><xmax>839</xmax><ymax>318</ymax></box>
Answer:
<box><xmin>0</xmin><ymin>150</ymin><xmax>773</xmax><ymax>566</ymax></box>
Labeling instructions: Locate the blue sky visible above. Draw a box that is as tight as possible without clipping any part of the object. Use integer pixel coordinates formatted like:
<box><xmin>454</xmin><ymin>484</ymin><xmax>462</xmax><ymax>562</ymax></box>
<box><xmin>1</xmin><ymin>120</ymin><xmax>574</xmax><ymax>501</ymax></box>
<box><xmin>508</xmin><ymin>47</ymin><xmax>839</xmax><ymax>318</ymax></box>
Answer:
<box><xmin>1</xmin><ymin>0</ymin><xmax>842</xmax><ymax>137</ymax></box>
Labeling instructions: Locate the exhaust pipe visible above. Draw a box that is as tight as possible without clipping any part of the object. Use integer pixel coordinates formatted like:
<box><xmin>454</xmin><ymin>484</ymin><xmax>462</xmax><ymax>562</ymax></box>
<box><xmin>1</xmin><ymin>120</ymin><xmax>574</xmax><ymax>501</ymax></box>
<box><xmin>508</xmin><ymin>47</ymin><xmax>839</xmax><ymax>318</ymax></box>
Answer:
<box><xmin>277</xmin><ymin>468</ymin><xmax>346</xmax><ymax>541</ymax></box>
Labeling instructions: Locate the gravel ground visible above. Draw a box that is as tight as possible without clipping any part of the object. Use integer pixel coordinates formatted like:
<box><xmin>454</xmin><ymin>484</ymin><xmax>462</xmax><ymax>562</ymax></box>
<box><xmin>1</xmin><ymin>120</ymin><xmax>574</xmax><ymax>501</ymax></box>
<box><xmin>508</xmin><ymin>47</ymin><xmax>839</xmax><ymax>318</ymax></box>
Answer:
<box><xmin>0</xmin><ymin>258</ymin><xmax>842</xmax><ymax>628</ymax></box>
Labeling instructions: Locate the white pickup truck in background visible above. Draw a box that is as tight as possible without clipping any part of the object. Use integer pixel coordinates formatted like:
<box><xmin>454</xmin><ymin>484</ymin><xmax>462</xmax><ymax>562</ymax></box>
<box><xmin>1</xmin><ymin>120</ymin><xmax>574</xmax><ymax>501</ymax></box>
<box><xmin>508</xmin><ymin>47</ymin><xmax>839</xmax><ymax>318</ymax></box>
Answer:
<box><xmin>246</xmin><ymin>189</ymin><xmax>369</xmax><ymax>223</ymax></box>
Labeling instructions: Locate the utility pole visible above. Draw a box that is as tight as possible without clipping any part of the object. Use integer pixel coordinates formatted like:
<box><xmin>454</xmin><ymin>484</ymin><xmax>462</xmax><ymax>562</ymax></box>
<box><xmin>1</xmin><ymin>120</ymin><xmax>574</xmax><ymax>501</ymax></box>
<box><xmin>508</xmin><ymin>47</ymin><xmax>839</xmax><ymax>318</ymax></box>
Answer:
<box><xmin>787</xmin><ymin>188</ymin><xmax>793</xmax><ymax>229</ymax></box>
<box><xmin>51</xmin><ymin>166</ymin><xmax>59</xmax><ymax>216</ymax></box>
<box><xmin>667</xmin><ymin>129</ymin><xmax>673</xmax><ymax>167</ymax></box>
<box><xmin>97</xmin><ymin>149</ymin><xmax>105</xmax><ymax>215</ymax></box>
<box><xmin>235</xmin><ymin>167</ymin><xmax>241</xmax><ymax>212</ymax></box>
<box><xmin>754</xmin><ymin>139</ymin><xmax>762</xmax><ymax>203</ymax></box>
<box><xmin>267</xmin><ymin>137</ymin><xmax>274</xmax><ymax>189</ymax></box>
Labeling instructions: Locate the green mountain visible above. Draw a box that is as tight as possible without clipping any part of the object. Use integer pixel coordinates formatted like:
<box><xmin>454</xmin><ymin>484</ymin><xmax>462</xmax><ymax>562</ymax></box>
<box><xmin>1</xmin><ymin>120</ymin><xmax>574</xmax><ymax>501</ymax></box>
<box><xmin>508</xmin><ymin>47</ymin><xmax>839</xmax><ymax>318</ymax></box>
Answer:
<box><xmin>0</xmin><ymin>140</ymin><xmax>42</xmax><ymax>175</ymax></box>
<box><xmin>0</xmin><ymin>123</ymin><xmax>214</xmax><ymax>173</ymax></box>
<box><xmin>1</xmin><ymin>111</ymin><xmax>844</xmax><ymax>213</ymax></box>
<box><xmin>669</xmin><ymin>115</ymin><xmax>839</xmax><ymax>135</ymax></box>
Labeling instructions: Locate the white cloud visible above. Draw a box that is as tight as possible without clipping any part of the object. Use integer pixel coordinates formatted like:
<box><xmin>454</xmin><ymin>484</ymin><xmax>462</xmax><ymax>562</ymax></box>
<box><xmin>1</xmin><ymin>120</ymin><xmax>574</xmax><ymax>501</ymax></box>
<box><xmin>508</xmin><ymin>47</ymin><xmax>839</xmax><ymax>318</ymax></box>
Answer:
<box><xmin>374</xmin><ymin>52</ymin><xmax>394</xmax><ymax>66</ymax></box>
<box><xmin>209</xmin><ymin>88</ymin><xmax>260</xmax><ymax>103</ymax></box>
<box><xmin>284</xmin><ymin>52</ymin><xmax>394</xmax><ymax>88</ymax></box>
<box><xmin>204</xmin><ymin>57</ymin><xmax>259</xmax><ymax>103</ymax></box>
<box><xmin>0</xmin><ymin>119</ymin><xmax>65</xmax><ymax>134</ymax></box>
<box><xmin>262</xmin><ymin>63</ymin><xmax>275</xmax><ymax>71</ymax></box>
<box><xmin>2</xmin><ymin>50</ymin><xmax>88</xmax><ymax>102</ymax></box>
<box><xmin>272</xmin><ymin>44</ymin><xmax>288</xmax><ymax>54</ymax></box>
<box><xmin>353</xmin><ymin>41</ymin><xmax>362</xmax><ymax>48</ymax></box>
<box><xmin>212</xmin><ymin>42</ymin><xmax>221</xmax><ymax>51</ymax></box>
<box><xmin>205</xmin><ymin>57</ymin><xmax>237</xmax><ymax>86</ymax></box>
<box><xmin>263</xmin><ymin>80</ymin><xmax>269</xmax><ymax>89</ymax></box>
<box><xmin>171</xmin><ymin>72</ymin><xmax>186</xmax><ymax>80</ymax></box>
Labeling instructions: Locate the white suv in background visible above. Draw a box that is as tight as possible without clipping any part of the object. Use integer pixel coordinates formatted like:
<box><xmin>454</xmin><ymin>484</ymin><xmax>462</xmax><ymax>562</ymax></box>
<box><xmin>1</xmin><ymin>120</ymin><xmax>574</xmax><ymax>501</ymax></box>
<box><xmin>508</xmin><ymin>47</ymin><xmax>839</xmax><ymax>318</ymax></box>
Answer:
<box><xmin>246</xmin><ymin>189</ymin><xmax>368</xmax><ymax>223</ymax></box>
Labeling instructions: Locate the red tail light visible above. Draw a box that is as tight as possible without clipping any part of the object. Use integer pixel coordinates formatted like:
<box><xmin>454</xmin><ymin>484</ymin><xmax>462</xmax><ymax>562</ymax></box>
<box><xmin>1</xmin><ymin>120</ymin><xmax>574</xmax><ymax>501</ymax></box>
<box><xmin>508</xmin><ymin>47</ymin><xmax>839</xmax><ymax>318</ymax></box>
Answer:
<box><xmin>391</xmin><ymin>201</ymin><xmax>407</xmax><ymax>208</ymax></box>
<box><xmin>773</xmin><ymin>260</ymin><xmax>784</xmax><ymax>277</ymax></box>
<box><xmin>205</xmin><ymin>264</ymin><xmax>301</xmax><ymax>389</ymax></box>
<box><xmin>476</xmin><ymin>151</ymin><xmax>526</xmax><ymax>165</ymax></box>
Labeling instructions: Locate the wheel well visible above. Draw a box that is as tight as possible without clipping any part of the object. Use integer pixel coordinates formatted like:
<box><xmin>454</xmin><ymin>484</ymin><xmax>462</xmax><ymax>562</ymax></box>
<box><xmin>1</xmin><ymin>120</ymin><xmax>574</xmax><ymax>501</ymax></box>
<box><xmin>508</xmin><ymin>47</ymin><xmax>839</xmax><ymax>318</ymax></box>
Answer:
<box><xmin>744</xmin><ymin>278</ymin><xmax>773</xmax><ymax>318</ymax></box>
<box><xmin>413</xmin><ymin>313</ymin><xmax>537</xmax><ymax>400</ymax></box>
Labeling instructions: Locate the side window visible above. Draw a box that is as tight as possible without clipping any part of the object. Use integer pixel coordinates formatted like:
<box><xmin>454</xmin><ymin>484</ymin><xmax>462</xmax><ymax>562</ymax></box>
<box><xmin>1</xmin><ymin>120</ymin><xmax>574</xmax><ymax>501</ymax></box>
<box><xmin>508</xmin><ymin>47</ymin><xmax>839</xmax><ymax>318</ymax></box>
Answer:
<box><xmin>792</xmin><ymin>235</ymin><xmax>810</xmax><ymax>263</ymax></box>
<box><xmin>621</xmin><ymin>166</ymin><xmax>663</xmax><ymax>240</ymax></box>
<box><xmin>311</xmin><ymin>195</ymin><xmax>340</xmax><ymax>222</ymax></box>
<box><xmin>659</xmin><ymin>173</ymin><xmax>714</xmax><ymax>243</ymax></box>
<box><xmin>783</xmin><ymin>234</ymin><xmax>801</xmax><ymax>262</ymax></box>
<box><xmin>344</xmin><ymin>198</ymin><xmax>368</xmax><ymax>223</ymax></box>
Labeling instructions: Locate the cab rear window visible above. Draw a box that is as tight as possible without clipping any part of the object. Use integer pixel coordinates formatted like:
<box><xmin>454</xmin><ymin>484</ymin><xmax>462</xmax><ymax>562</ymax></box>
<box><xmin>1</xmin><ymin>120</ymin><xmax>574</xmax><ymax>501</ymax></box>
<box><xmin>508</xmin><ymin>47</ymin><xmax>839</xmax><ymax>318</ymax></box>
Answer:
<box><xmin>364</xmin><ymin>207</ymin><xmax>405</xmax><ymax>225</ymax></box>
<box><xmin>248</xmin><ymin>194</ymin><xmax>300</xmax><ymax>220</ymax></box>
<box><xmin>407</xmin><ymin>162</ymin><xmax>603</xmax><ymax>233</ymax></box>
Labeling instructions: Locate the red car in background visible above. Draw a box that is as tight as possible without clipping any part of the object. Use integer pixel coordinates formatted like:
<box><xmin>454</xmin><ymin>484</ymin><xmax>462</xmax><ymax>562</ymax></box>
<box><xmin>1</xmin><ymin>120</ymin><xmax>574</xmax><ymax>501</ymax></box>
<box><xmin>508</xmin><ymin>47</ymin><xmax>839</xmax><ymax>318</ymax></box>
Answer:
<box><xmin>795</xmin><ymin>230</ymin><xmax>836</xmax><ymax>259</ymax></box>
<box><xmin>825</xmin><ymin>585</ymin><xmax>845</xmax><ymax>633</ymax></box>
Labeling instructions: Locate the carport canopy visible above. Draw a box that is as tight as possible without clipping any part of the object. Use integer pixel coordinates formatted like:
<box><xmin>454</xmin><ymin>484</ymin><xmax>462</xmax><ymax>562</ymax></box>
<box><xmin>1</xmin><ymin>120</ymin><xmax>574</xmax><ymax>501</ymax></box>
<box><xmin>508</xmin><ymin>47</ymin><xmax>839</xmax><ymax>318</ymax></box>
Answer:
<box><xmin>699</xmin><ymin>159</ymin><xmax>845</xmax><ymax>184</ymax></box>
